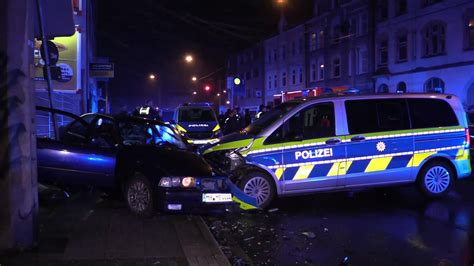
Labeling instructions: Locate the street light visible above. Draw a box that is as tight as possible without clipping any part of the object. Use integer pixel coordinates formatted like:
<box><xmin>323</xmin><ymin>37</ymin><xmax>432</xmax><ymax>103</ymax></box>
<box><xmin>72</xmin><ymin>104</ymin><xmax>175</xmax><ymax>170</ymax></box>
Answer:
<box><xmin>192</xmin><ymin>76</ymin><xmax>197</xmax><ymax>82</ymax></box>
<box><xmin>149</xmin><ymin>74</ymin><xmax>156</xmax><ymax>80</ymax></box>
<box><xmin>185</xmin><ymin>54</ymin><xmax>193</xmax><ymax>63</ymax></box>
<box><xmin>192</xmin><ymin>91</ymin><xmax>197</xmax><ymax>95</ymax></box>
<box><xmin>217</xmin><ymin>93</ymin><xmax>221</xmax><ymax>97</ymax></box>
<box><xmin>226</xmin><ymin>100</ymin><xmax>231</xmax><ymax>105</ymax></box>
<box><xmin>204</xmin><ymin>85</ymin><xmax>211</xmax><ymax>91</ymax></box>
<box><xmin>223</xmin><ymin>90</ymin><xmax>227</xmax><ymax>93</ymax></box>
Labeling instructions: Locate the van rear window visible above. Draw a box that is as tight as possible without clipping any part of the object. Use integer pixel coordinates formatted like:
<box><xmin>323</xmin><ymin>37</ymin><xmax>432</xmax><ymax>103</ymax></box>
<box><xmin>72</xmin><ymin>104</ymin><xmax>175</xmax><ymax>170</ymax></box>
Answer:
<box><xmin>407</xmin><ymin>99</ymin><xmax>458</xmax><ymax>129</ymax></box>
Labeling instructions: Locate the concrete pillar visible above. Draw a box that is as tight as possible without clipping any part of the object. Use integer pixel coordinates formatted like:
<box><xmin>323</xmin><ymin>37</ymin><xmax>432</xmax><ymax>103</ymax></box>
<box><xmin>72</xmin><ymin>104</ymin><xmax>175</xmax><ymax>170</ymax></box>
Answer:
<box><xmin>0</xmin><ymin>0</ymin><xmax>39</xmax><ymax>250</ymax></box>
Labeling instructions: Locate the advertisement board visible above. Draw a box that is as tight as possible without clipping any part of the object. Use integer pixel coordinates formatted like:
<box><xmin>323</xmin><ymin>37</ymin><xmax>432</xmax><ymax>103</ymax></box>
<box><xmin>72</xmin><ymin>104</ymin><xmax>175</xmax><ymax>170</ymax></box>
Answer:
<box><xmin>34</xmin><ymin>31</ymin><xmax>81</xmax><ymax>91</ymax></box>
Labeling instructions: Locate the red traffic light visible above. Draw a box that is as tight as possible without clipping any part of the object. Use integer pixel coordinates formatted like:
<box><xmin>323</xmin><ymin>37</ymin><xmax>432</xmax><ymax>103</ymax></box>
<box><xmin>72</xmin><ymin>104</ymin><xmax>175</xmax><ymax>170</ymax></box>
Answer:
<box><xmin>204</xmin><ymin>85</ymin><xmax>211</xmax><ymax>91</ymax></box>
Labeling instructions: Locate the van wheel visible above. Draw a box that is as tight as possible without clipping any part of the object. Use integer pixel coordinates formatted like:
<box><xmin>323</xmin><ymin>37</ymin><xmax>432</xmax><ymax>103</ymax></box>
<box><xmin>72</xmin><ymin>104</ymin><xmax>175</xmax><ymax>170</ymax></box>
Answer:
<box><xmin>124</xmin><ymin>174</ymin><xmax>155</xmax><ymax>217</ymax></box>
<box><xmin>238</xmin><ymin>171</ymin><xmax>275</xmax><ymax>209</ymax></box>
<box><xmin>417</xmin><ymin>161</ymin><xmax>453</xmax><ymax>198</ymax></box>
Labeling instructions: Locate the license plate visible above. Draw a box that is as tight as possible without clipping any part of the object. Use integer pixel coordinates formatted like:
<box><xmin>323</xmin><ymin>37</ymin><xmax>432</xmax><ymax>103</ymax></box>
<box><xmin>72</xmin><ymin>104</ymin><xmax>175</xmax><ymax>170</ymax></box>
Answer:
<box><xmin>202</xmin><ymin>193</ymin><xmax>232</xmax><ymax>203</ymax></box>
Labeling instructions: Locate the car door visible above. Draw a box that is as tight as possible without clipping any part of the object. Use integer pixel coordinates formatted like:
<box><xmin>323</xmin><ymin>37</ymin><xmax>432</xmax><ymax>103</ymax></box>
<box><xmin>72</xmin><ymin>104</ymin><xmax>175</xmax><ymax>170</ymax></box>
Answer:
<box><xmin>341</xmin><ymin>99</ymin><xmax>414</xmax><ymax>187</ymax></box>
<box><xmin>36</xmin><ymin>109</ymin><xmax>116</xmax><ymax>188</ymax></box>
<box><xmin>265</xmin><ymin>102</ymin><xmax>345</xmax><ymax>192</ymax></box>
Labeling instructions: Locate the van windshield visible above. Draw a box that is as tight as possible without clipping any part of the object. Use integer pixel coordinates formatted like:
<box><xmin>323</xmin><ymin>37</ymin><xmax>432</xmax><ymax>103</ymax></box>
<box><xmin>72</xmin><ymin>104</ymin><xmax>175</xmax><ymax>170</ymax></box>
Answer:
<box><xmin>178</xmin><ymin>107</ymin><xmax>217</xmax><ymax>122</ymax></box>
<box><xmin>244</xmin><ymin>102</ymin><xmax>300</xmax><ymax>135</ymax></box>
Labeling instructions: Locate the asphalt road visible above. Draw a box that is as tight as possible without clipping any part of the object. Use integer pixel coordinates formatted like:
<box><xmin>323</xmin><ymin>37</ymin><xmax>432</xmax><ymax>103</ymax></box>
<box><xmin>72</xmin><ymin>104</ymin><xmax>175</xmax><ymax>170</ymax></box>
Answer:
<box><xmin>206</xmin><ymin>179</ymin><xmax>474</xmax><ymax>266</ymax></box>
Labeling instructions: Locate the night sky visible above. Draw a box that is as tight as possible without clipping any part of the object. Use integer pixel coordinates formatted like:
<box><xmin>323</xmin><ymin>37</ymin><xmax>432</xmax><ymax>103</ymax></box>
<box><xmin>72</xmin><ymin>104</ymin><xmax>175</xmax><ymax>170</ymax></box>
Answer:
<box><xmin>95</xmin><ymin>0</ymin><xmax>313</xmax><ymax>111</ymax></box>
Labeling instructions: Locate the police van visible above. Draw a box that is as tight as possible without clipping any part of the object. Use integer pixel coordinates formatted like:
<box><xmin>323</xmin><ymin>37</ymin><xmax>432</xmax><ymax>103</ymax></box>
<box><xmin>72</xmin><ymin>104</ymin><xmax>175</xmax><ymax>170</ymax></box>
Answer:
<box><xmin>201</xmin><ymin>94</ymin><xmax>471</xmax><ymax>208</ymax></box>
<box><xmin>174</xmin><ymin>103</ymin><xmax>222</xmax><ymax>145</ymax></box>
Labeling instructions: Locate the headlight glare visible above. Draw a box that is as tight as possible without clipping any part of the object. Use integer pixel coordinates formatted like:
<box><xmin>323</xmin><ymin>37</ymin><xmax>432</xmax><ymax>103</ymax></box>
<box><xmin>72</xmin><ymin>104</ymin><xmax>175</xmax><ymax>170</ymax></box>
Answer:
<box><xmin>182</xmin><ymin>177</ymin><xmax>196</xmax><ymax>188</ymax></box>
<box><xmin>159</xmin><ymin>177</ymin><xmax>171</xmax><ymax>187</ymax></box>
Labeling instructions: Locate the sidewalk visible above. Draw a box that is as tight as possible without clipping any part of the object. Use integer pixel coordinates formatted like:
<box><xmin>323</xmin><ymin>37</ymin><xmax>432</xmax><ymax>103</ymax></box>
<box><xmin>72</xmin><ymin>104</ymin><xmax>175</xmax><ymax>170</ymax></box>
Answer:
<box><xmin>1</xmin><ymin>188</ymin><xmax>229</xmax><ymax>266</ymax></box>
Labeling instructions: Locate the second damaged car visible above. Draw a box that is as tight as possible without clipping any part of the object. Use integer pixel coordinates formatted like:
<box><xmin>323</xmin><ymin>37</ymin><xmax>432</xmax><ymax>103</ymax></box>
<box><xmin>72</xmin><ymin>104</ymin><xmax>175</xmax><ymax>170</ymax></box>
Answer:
<box><xmin>36</xmin><ymin>107</ymin><xmax>233</xmax><ymax>217</ymax></box>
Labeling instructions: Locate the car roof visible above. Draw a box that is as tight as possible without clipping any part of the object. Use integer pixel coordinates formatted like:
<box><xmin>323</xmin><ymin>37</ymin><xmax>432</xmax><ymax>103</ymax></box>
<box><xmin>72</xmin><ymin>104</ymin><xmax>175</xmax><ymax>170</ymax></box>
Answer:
<box><xmin>295</xmin><ymin>93</ymin><xmax>458</xmax><ymax>104</ymax></box>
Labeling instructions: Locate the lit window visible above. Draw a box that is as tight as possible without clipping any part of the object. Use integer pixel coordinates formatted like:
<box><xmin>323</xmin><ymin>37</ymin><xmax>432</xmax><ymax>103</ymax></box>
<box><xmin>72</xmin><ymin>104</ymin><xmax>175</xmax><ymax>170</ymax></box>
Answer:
<box><xmin>319</xmin><ymin>63</ymin><xmax>325</xmax><ymax>80</ymax></box>
<box><xmin>468</xmin><ymin>18</ymin><xmax>474</xmax><ymax>48</ymax></box>
<box><xmin>310</xmin><ymin>32</ymin><xmax>317</xmax><ymax>51</ymax></box>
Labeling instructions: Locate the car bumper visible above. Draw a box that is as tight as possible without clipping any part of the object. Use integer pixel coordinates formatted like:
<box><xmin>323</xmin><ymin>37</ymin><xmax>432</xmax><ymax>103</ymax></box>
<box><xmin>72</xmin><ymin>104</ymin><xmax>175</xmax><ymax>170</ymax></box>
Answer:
<box><xmin>155</xmin><ymin>188</ymin><xmax>235</xmax><ymax>214</ymax></box>
<box><xmin>187</xmin><ymin>138</ymin><xmax>219</xmax><ymax>146</ymax></box>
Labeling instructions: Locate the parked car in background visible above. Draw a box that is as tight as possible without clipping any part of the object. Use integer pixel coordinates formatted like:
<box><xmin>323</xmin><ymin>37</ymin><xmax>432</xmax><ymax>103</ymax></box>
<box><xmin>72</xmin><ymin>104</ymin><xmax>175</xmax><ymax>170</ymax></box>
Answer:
<box><xmin>173</xmin><ymin>103</ymin><xmax>222</xmax><ymax>146</ymax></box>
<box><xmin>36</xmin><ymin>106</ymin><xmax>233</xmax><ymax>216</ymax></box>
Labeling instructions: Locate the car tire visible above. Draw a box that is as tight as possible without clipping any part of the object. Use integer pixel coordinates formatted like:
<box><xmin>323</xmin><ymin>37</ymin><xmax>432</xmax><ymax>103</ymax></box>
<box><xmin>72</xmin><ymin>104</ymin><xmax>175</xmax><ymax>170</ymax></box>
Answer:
<box><xmin>124</xmin><ymin>173</ymin><xmax>155</xmax><ymax>217</ymax></box>
<box><xmin>238</xmin><ymin>171</ymin><xmax>276</xmax><ymax>209</ymax></box>
<box><xmin>417</xmin><ymin>161</ymin><xmax>453</xmax><ymax>199</ymax></box>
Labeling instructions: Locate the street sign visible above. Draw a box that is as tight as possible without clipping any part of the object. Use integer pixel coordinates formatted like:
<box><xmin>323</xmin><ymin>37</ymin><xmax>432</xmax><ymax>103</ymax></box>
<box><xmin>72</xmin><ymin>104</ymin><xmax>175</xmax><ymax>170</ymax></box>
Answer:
<box><xmin>90</xmin><ymin>63</ymin><xmax>114</xmax><ymax>78</ymax></box>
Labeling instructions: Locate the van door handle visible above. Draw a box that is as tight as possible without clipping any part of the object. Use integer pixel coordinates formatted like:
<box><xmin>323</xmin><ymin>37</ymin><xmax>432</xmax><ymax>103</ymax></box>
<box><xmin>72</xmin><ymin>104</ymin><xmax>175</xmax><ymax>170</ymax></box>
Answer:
<box><xmin>351</xmin><ymin>136</ymin><xmax>366</xmax><ymax>142</ymax></box>
<box><xmin>326</xmin><ymin>138</ymin><xmax>341</xmax><ymax>145</ymax></box>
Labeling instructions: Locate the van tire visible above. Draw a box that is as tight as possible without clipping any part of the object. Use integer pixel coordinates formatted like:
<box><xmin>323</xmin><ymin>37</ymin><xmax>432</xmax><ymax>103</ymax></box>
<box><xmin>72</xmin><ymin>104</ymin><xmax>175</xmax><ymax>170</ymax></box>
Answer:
<box><xmin>124</xmin><ymin>173</ymin><xmax>155</xmax><ymax>217</ymax></box>
<box><xmin>238</xmin><ymin>171</ymin><xmax>275</xmax><ymax>209</ymax></box>
<box><xmin>417</xmin><ymin>161</ymin><xmax>453</xmax><ymax>199</ymax></box>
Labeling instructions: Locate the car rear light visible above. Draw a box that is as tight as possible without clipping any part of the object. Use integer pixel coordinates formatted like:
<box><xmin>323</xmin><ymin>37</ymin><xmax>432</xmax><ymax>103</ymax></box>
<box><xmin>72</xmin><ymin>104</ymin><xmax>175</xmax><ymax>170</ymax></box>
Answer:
<box><xmin>465</xmin><ymin>128</ymin><xmax>470</xmax><ymax>148</ymax></box>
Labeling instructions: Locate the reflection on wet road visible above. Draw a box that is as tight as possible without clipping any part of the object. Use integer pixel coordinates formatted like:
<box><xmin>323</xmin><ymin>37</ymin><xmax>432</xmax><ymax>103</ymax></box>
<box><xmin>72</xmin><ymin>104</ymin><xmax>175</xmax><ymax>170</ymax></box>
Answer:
<box><xmin>207</xmin><ymin>179</ymin><xmax>474</xmax><ymax>265</ymax></box>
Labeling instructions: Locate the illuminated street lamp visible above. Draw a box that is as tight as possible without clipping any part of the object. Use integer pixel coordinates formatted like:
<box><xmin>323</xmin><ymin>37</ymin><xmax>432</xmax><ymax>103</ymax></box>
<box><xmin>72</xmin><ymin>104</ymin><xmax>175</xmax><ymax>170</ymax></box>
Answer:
<box><xmin>149</xmin><ymin>74</ymin><xmax>156</xmax><ymax>80</ymax></box>
<box><xmin>185</xmin><ymin>54</ymin><xmax>193</xmax><ymax>63</ymax></box>
<box><xmin>204</xmin><ymin>85</ymin><xmax>211</xmax><ymax>91</ymax></box>
<box><xmin>192</xmin><ymin>76</ymin><xmax>197</xmax><ymax>82</ymax></box>
<box><xmin>192</xmin><ymin>91</ymin><xmax>197</xmax><ymax>95</ymax></box>
<box><xmin>223</xmin><ymin>90</ymin><xmax>227</xmax><ymax>93</ymax></box>
<box><xmin>217</xmin><ymin>93</ymin><xmax>221</xmax><ymax>97</ymax></box>
<box><xmin>226</xmin><ymin>100</ymin><xmax>231</xmax><ymax>105</ymax></box>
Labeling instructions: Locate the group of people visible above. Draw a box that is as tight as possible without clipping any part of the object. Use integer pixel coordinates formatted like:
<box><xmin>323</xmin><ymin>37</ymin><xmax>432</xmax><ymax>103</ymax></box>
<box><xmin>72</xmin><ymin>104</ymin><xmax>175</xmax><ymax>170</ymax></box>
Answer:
<box><xmin>218</xmin><ymin>104</ymin><xmax>272</xmax><ymax>135</ymax></box>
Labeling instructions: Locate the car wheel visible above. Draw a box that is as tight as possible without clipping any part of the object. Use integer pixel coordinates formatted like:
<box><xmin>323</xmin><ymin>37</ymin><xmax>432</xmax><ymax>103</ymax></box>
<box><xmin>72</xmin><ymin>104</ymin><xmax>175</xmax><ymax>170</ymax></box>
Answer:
<box><xmin>238</xmin><ymin>171</ymin><xmax>275</xmax><ymax>209</ymax></box>
<box><xmin>417</xmin><ymin>161</ymin><xmax>453</xmax><ymax>198</ymax></box>
<box><xmin>124</xmin><ymin>174</ymin><xmax>155</xmax><ymax>217</ymax></box>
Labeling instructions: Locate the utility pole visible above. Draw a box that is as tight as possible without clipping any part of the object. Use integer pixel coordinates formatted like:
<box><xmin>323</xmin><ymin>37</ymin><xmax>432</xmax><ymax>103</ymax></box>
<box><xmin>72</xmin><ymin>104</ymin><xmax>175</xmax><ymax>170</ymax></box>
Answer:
<box><xmin>0</xmin><ymin>0</ymin><xmax>39</xmax><ymax>250</ymax></box>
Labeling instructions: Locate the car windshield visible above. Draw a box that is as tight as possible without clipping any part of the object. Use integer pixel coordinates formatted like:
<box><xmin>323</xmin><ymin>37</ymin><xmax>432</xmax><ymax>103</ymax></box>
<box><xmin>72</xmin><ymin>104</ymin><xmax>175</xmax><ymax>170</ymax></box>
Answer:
<box><xmin>178</xmin><ymin>107</ymin><xmax>217</xmax><ymax>122</ymax></box>
<box><xmin>118</xmin><ymin>119</ymin><xmax>187</xmax><ymax>149</ymax></box>
<box><xmin>244</xmin><ymin>101</ymin><xmax>301</xmax><ymax>135</ymax></box>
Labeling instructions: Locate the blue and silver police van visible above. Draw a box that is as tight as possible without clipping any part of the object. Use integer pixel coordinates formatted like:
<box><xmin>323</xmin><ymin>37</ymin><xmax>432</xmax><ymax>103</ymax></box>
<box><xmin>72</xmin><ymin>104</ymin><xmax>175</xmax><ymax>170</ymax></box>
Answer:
<box><xmin>201</xmin><ymin>94</ymin><xmax>471</xmax><ymax>209</ymax></box>
<box><xmin>174</xmin><ymin>103</ymin><xmax>222</xmax><ymax>146</ymax></box>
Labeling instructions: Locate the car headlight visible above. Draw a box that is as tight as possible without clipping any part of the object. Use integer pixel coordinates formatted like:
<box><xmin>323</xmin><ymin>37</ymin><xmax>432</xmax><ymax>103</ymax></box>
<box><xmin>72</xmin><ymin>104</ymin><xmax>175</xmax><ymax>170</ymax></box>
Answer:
<box><xmin>159</xmin><ymin>176</ymin><xmax>197</xmax><ymax>188</ymax></box>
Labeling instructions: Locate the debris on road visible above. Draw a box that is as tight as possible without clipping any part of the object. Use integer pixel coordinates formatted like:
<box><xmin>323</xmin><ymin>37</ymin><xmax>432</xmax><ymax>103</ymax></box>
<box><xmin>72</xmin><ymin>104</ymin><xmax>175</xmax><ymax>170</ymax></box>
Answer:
<box><xmin>301</xmin><ymin>231</ymin><xmax>316</xmax><ymax>239</ymax></box>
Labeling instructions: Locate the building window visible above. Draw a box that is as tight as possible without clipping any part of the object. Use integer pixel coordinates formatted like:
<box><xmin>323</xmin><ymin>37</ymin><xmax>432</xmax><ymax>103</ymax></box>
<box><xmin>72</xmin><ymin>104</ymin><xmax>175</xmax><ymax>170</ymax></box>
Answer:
<box><xmin>292</xmin><ymin>41</ymin><xmax>296</xmax><ymax>56</ymax></box>
<box><xmin>377</xmin><ymin>0</ymin><xmax>388</xmax><ymax>22</ymax></box>
<box><xmin>274</xmin><ymin>75</ymin><xmax>278</xmax><ymax>88</ymax></box>
<box><xmin>332</xmin><ymin>57</ymin><xmax>341</xmax><ymax>78</ymax></box>
<box><xmin>310</xmin><ymin>32</ymin><xmax>317</xmax><ymax>51</ymax></box>
<box><xmin>319</xmin><ymin>63</ymin><xmax>325</xmax><ymax>80</ymax></box>
<box><xmin>298</xmin><ymin>38</ymin><xmax>303</xmax><ymax>54</ymax></box>
<box><xmin>292</xmin><ymin>69</ymin><xmax>296</xmax><ymax>85</ymax></box>
<box><xmin>333</xmin><ymin>0</ymin><xmax>341</xmax><ymax>8</ymax></box>
<box><xmin>273</xmin><ymin>49</ymin><xmax>277</xmax><ymax>61</ymax></box>
<box><xmin>396</xmin><ymin>0</ymin><xmax>407</xmax><ymax>16</ymax></box>
<box><xmin>358</xmin><ymin>47</ymin><xmax>368</xmax><ymax>74</ymax></box>
<box><xmin>282</xmin><ymin>72</ymin><xmax>287</xmax><ymax>87</ymax></box>
<box><xmin>311</xmin><ymin>63</ymin><xmax>317</xmax><ymax>81</ymax></box>
<box><xmin>397</xmin><ymin>82</ymin><xmax>407</xmax><ymax>93</ymax></box>
<box><xmin>268</xmin><ymin>51</ymin><xmax>271</xmax><ymax>63</ymax></box>
<box><xmin>299</xmin><ymin>68</ymin><xmax>303</xmax><ymax>83</ymax></box>
<box><xmin>468</xmin><ymin>18</ymin><xmax>474</xmax><ymax>49</ymax></box>
<box><xmin>281</xmin><ymin>45</ymin><xmax>286</xmax><ymax>59</ymax></box>
<box><xmin>377</xmin><ymin>84</ymin><xmax>389</xmax><ymax>93</ymax></box>
<box><xmin>360</xmin><ymin>13</ymin><xmax>368</xmax><ymax>34</ymax></box>
<box><xmin>397</xmin><ymin>32</ymin><xmax>408</xmax><ymax>62</ymax></box>
<box><xmin>422</xmin><ymin>21</ymin><xmax>446</xmax><ymax>57</ymax></box>
<box><xmin>378</xmin><ymin>38</ymin><xmax>388</xmax><ymax>66</ymax></box>
<box><xmin>424</xmin><ymin>77</ymin><xmax>445</xmax><ymax>93</ymax></box>
<box><xmin>318</xmin><ymin>31</ymin><xmax>325</xmax><ymax>48</ymax></box>
<box><xmin>268</xmin><ymin>76</ymin><xmax>272</xmax><ymax>89</ymax></box>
